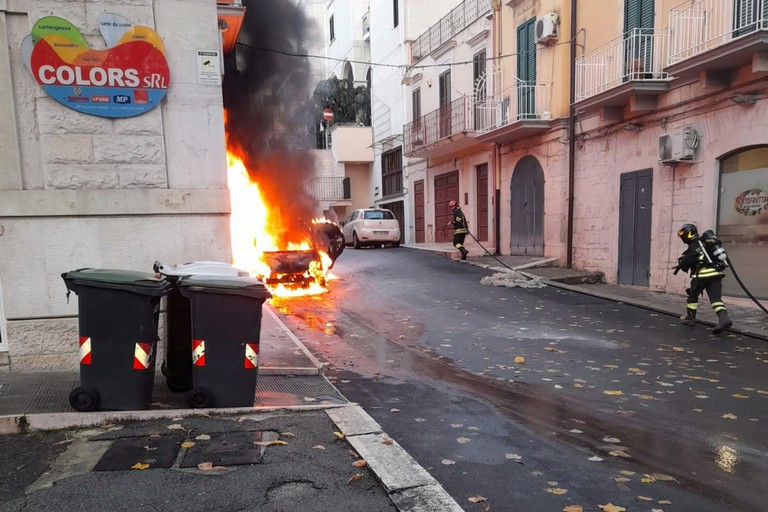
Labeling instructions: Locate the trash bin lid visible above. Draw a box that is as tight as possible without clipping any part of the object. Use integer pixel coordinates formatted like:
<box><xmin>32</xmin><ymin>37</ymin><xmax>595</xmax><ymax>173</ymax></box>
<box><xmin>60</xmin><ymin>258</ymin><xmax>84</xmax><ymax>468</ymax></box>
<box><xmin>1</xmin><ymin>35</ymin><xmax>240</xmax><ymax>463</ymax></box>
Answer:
<box><xmin>177</xmin><ymin>275</ymin><xmax>272</xmax><ymax>300</ymax></box>
<box><xmin>62</xmin><ymin>268</ymin><xmax>172</xmax><ymax>296</ymax></box>
<box><xmin>155</xmin><ymin>260</ymin><xmax>249</xmax><ymax>278</ymax></box>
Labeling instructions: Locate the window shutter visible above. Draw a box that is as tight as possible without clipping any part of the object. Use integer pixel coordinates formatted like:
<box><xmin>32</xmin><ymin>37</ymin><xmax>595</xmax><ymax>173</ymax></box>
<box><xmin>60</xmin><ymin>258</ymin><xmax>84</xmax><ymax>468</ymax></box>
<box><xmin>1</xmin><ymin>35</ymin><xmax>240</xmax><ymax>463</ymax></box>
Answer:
<box><xmin>516</xmin><ymin>19</ymin><xmax>536</xmax><ymax>83</ymax></box>
<box><xmin>625</xmin><ymin>0</ymin><xmax>654</xmax><ymax>33</ymax></box>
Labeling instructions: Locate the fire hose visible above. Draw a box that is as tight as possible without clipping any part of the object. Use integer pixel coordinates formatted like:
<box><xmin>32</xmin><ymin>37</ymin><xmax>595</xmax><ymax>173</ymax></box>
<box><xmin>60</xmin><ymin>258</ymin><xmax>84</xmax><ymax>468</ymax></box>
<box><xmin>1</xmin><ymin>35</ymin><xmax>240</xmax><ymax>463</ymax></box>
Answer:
<box><xmin>726</xmin><ymin>257</ymin><xmax>768</xmax><ymax>315</ymax></box>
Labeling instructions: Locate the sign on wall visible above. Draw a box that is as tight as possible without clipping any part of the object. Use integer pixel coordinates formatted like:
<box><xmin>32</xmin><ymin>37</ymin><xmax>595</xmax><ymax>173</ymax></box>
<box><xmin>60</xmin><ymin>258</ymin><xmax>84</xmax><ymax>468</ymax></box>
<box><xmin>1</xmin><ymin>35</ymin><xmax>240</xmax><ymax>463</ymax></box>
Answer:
<box><xmin>21</xmin><ymin>14</ymin><xmax>170</xmax><ymax>118</ymax></box>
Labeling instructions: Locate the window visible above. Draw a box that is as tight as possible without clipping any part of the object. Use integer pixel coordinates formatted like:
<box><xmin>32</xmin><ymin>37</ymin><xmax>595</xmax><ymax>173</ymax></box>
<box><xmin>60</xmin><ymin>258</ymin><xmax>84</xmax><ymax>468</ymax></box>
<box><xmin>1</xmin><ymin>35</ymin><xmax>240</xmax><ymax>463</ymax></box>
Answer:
<box><xmin>381</xmin><ymin>147</ymin><xmax>403</xmax><ymax>197</ymax></box>
<box><xmin>329</xmin><ymin>15</ymin><xmax>335</xmax><ymax>42</ymax></box>
<box><xmin>393</xmin><ymin>0</ymin><xmax>399</xmax><ymax>28</ymax></box>
<box><xmin>412</xmin><ymin>88</ymin><xmax>421</xmax><ymax>121</ymax></box>
<box><xmin>473</xmin><ymin>50</ymin><xmax>487</xmax><ymax>99</ymax></box>
<box><xmin>439</xmin><ymin>71</ymin><xmax>452</xmax><ymax>138</ymax></box>
<box><xmin>517</xmin><ymin>18</ymin><xmax>536</xmax><ymax>118</ymax></box>
<box><xmin>364</xmin><ymin>210</ymin><xmax>395</xmax><ymax>220</ymax></box>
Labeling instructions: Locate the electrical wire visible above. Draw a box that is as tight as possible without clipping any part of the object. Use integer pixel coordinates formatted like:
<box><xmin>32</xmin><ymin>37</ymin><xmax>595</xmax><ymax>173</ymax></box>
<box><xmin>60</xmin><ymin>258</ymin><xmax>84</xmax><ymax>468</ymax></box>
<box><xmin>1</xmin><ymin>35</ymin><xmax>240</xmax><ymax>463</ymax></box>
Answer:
<box><xmin>236</xmin><ymin>34</ymin><xmax>578</xmax><ymax>71</ymax></box>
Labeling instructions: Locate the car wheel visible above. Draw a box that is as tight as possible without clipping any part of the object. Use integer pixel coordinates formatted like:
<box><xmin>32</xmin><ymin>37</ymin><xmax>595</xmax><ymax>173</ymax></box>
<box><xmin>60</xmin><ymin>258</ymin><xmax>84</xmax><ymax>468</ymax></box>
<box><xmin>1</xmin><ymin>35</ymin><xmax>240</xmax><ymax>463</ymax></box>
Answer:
<box><xmin>392</xmin><ymin>241</ymin><xmax>400</xmax><ymax>248</ymax></box>
<box><xmin>353</xmin><ymin>232</ymin><xmax>362</xmax><ymax>249</ymax></box>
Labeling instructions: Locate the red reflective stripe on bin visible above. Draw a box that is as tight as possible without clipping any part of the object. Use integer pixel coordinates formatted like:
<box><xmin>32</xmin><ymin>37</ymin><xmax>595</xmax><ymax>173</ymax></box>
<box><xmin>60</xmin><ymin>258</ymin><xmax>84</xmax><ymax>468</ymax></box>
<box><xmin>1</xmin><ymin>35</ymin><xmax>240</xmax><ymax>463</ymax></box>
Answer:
<box><xmin>79</xmin><ymin>336</ymin><xmax>92</xmax><ymax>365</ymax></box>
<box><xmin>133</xmin><ymin>342</ymin><xmax>153</xmax><ymax>370</ymax></box>
<box><xmin>244</xmin><ymin>343</ymin><xmax>259</xmax><ymax>369</ymax></box>
<box><xmin>192</xmin><ymin>339</ymin><xmax>206</xmax><ymax>367</ymax></box>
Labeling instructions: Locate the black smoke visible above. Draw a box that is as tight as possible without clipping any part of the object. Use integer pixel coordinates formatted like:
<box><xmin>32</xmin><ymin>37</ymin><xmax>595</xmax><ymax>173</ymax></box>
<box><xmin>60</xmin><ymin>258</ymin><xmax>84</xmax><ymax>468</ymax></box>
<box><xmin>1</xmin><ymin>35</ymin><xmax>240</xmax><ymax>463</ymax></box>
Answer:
<box><xmin>223</xmin><ymin>0</ymin><xmax>321</xmax><ymax>246</ymax></box>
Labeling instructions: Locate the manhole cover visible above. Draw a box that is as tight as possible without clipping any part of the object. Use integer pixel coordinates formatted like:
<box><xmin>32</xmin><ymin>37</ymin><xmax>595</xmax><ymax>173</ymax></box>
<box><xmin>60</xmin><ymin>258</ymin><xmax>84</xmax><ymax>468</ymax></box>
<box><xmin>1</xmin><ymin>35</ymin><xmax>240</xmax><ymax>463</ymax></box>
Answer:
<box><xmin>94</xmin><ymin>435</ymin><xmax>181</xmax><ymax>471</ymax></box>
<box><xmin>180</xmin><ymin>431</ymin><xmax>266</xmax><ymax>467</ymax></box>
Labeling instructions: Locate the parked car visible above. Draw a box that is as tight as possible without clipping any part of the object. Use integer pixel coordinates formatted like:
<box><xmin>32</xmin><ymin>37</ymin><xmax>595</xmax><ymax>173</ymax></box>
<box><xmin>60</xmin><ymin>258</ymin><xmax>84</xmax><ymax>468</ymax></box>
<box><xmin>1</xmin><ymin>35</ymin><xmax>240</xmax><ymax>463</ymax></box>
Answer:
<box><xmin>341</xmin><ymin>208</ymin><xmax>401</xmax><ymax>249</ymax></box>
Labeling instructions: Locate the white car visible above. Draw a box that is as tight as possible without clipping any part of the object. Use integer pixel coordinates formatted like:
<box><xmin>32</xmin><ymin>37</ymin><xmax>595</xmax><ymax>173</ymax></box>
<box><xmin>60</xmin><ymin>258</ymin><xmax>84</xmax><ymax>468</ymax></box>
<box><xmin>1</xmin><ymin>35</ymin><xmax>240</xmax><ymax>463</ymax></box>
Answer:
<box><xmin>341</xmin><ymin>208</ymin><xmax>401</xmax><ymax>249</ymax></box>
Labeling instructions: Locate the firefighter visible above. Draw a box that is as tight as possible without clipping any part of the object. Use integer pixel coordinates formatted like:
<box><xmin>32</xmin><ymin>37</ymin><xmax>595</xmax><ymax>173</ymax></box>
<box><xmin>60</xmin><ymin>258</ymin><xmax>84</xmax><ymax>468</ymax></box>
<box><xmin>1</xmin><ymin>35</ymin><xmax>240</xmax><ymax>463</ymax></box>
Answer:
<box><xmin>674</xmin><ymin>223</ymin><xmax>732</xmax><ymax>333</ymax></box>
<box><xmin>444</xmin><ymin>200</ymin><xmax>469</xmax><ymax>260</ymax></box>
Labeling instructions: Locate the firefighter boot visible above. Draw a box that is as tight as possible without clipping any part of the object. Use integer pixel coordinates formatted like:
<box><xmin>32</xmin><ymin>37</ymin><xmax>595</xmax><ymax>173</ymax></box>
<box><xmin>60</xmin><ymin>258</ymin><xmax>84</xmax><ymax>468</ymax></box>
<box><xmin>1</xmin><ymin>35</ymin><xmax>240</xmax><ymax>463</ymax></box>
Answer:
<box><xmin>712</xmin><ymin>310</ymin><xmax>732</xmax><ymax>334</ymax></box>
<box><xmin>681</xmin><ymin>309</ymin><xmax>696</xmax><ymax>326</ymax></box>
<box><xmin>459</xmin><ymin>246</ymin><xmax>469</xmax><ymax>261</ymax></box>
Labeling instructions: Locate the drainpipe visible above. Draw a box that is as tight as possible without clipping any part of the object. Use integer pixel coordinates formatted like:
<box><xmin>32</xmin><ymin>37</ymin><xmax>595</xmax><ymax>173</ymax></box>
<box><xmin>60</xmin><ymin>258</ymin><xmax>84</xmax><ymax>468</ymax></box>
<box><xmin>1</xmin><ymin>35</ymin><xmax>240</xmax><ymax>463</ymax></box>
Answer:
<box><xmin>492</xmin><ymin>0</ymin><xmax>502</xmax><ymax>256</ymax></box>
<box><xmin>566</xmin><ymin>0</ymin><xmax>577</xmax><ymax>269</ymax></box>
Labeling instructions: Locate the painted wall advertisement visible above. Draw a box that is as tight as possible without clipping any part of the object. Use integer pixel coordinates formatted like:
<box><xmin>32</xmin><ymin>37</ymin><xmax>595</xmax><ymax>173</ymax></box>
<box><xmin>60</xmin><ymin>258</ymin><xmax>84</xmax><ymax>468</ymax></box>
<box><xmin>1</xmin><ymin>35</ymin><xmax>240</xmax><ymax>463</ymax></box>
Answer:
<box><xmin>22</xmin><ymin>14</ymin><xmax>170</xmax><ymax>118</ymax></box>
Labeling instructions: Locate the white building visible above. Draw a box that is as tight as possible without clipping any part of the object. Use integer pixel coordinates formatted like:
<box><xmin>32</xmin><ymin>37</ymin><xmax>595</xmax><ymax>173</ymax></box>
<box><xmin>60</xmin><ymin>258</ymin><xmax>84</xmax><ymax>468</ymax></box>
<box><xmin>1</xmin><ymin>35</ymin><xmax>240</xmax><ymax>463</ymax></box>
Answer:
<box><xmin>0</xmin><ymin>0</ymin><xmax>241</xmax><ymax>371</ymax></box>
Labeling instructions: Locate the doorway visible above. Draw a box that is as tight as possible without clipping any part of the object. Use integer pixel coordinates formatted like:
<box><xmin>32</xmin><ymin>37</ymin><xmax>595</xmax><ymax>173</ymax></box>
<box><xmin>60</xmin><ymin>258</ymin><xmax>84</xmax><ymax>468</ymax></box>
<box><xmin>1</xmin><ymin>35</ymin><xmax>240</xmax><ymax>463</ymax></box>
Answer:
<box><xmin>414</xmin><ymin>179</ymin><xmax>425</xmax><ymax>243</ymax></box>
<box><xmin>510</xmin><ymin>156</ymin><xmax>544</xmax><ymax>255</ymax></box>
<box><xmin>475</xmin><ymin>164</ymin><xmax>489</xmax><ymax>241</ymax></box>
<box><xmin>618</xmin><ymin>169</ymin><xmax>652</xmax><ymax>285</ymax></box>
<box><xmin>435</xmin><ymin>171</ymin><xmax>459</xmax><ymax>243</ymax></box>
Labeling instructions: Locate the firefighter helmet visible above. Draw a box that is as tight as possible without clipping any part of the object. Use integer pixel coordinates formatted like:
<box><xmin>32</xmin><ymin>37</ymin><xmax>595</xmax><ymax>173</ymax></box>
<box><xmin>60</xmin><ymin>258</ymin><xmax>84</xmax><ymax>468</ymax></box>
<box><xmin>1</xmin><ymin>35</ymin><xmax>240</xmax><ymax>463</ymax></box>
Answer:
<box><xmin>678</xmin><ymin>223</ymin><xmax>699</xmax><ymax>243</ymax></box>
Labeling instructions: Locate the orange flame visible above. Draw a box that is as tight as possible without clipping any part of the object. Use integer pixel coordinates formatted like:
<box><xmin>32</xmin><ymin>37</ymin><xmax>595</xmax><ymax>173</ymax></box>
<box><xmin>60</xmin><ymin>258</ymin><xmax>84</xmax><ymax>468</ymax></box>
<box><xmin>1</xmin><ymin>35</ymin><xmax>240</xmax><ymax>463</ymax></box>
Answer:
<box><xmin>226</xmin><ymin>150</ymin><xmax>330</xmax><ymax>297</ymax></box>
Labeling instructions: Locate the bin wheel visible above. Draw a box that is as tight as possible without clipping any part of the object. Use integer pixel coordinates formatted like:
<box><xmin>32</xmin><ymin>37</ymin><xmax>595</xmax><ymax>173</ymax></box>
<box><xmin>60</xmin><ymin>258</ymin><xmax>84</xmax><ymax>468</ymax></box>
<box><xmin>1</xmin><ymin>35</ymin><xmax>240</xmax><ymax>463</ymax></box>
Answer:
<box><xmin>160</xmin><ymin>361</ymin><xmax>168</xmax><ymax>377</ymax></box>
<box><xmin>69</xmin><ymin>386</ymin><xmax>99</xmax><ymax>412</ymax></box>
<box><xmin>167</xmin><ymin>374</ymin><xmax>193</xmax><ymax>393</ymax></box>
<box><xmin>188</xmin><ymin>387</ymin><xmax>214</xmax><ymax>409</ymax></box>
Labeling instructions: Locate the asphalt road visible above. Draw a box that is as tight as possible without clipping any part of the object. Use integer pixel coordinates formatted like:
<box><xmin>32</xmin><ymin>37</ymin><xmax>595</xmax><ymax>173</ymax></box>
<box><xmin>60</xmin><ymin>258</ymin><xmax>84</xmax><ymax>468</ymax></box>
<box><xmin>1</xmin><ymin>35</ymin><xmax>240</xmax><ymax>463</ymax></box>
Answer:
<box><xmin>275</xmin><ymin>246</ymin><xmax>768</xmax><ymax>512</ymax></box>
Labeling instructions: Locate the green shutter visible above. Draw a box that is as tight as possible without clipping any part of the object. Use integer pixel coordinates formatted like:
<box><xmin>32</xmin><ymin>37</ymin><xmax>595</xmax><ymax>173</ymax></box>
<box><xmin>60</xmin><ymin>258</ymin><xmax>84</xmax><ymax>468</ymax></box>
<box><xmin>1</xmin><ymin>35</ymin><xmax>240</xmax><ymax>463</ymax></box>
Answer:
<box><xmin>516</xmin><ymin>18</ymin><xmax>536</xmax><ymax>118</ymax></box>
<box><xmin>625</xmin><ymin>0</ymin><xmax>654</xmax><ymax>32</ymax></box>
<box><xmin>734</xmin><ymin>0</ymin><xmax>768</xmax><ymax>34</ymax></box>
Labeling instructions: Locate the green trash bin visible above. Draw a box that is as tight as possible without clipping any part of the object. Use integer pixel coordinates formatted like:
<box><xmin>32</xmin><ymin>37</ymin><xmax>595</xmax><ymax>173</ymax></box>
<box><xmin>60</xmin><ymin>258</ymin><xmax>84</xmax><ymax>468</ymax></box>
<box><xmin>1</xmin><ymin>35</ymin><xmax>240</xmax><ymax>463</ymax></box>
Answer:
<box><xmin>62</xmin><ymin>269</ymin><xmax>172</xmax><ymax>412</ymax></box>
<box><xmin>177</xmin><ymin>275</ymin><xmax>271</xmax><ymax>408</ymax></box>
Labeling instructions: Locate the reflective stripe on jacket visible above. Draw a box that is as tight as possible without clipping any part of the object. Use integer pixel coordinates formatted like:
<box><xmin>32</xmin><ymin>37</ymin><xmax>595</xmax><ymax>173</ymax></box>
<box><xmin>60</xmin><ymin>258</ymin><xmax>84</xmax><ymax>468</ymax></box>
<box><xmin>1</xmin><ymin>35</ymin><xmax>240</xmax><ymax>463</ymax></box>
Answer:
<box><xmin>451</xmin><ymin>207</ymin><xmax>469</xmax><ymax>234</ymax></box>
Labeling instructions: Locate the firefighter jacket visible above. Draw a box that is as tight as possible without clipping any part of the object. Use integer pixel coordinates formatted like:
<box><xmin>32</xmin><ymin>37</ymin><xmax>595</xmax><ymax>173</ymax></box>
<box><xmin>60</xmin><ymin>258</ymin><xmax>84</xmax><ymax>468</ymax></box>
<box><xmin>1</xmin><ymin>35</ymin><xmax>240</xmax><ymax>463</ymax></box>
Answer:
<box><xmin>677</xmin><ymin>240</ymin><xmax>725</xmax><ymax>279</ymax></box>
<box><xmin>450</xmin><ymin>207</ymin><xmax>469</xmax><ymax>235</ymax></box>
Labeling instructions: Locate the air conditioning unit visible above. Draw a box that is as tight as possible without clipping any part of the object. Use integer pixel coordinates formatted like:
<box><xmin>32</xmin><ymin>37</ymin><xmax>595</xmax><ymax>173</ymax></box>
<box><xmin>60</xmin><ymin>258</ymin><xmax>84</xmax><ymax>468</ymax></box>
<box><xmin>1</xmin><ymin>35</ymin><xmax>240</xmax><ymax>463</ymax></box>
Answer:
<box><xmin>536</xmin><ymin>13</ymin><xmax>559</xmax><ymax>44</ymax></box>
<box><xmin>658</xmin><ymin>127</ymin><xmax>700</xmax><ymax>163</ymax></box>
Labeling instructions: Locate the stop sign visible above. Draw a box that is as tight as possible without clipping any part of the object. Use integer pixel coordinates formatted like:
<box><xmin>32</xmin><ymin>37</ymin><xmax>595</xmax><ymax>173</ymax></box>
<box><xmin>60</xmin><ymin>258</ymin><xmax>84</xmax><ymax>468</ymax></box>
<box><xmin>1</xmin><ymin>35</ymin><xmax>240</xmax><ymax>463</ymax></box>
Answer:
<box><xmin>323</xmin><ymin>108</ymin><xmax>334</xmax><ymax>121</ymax></box>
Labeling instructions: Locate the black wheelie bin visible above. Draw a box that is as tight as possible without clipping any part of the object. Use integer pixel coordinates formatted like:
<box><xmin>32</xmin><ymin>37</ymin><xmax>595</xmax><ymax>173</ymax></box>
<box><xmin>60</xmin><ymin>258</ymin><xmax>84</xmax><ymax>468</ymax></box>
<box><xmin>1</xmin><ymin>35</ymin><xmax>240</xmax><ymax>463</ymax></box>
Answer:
<box><xmin>61</xmin><ymin>269</ymin><xmax>172</xmax><ymax>411</ymax></box>
<box><xmin>177</xmin><ymin>275</ymin><xmax>271</xmax><ymax>408</ymax></box>
<box><xmin>153</xmin><ymin>261</ymin><xmax>249</xmax><ymax>393</ymax></box>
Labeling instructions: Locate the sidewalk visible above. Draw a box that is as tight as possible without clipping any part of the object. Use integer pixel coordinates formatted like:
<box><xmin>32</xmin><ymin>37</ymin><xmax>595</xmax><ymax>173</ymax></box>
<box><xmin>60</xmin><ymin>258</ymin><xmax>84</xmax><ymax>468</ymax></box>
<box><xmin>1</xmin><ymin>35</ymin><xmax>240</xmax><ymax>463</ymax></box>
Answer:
<box><xmin>0</xmin><ymin>306</ymin><xmax>463</xmax><ymax>511</ymax></box>
<box><xmin>406</xmin><ymin>241</ymin><xmax>768</xmax><ymax>341</ymax></box>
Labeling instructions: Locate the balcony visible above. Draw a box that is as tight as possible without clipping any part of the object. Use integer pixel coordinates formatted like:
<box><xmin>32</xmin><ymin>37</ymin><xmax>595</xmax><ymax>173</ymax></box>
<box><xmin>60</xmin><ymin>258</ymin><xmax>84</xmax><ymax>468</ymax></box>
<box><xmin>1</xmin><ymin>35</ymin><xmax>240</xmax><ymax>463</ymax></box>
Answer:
<box><xmin>575</xmin><ymin>28</ymin><xmax>670</xmax><ymax>116</ymax></box>
<box><xmin>667</xmin><ymin>0</ymin><xmax>768</xmax><ymax>83</ymax></box>
<box><xmin>305</xmin><ymin>177</ymin><xmax>351</xmax><ymax>202</ymax></box>
<box><xmin>475</xmin><ymin>79</ymin><xmax>553</xmax><ymax>144</ymax></box>
<box><xmin>404</xmin><ymin>96</ymin><xmax>478</xmax><ymax>159</ymax></box>
<box><xmin>411</xmin><ymin>0</ymin><xmax>493</xmax><ymax>61</ymax></box>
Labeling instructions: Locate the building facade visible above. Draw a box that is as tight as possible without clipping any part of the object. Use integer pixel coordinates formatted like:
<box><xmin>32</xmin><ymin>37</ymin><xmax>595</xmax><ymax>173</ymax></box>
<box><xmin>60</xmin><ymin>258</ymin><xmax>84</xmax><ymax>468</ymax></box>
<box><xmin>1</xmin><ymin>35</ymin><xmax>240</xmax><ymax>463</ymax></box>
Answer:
<box><xmin>0</xmin><ymin>0</ymin><xmax>236</xmax><ymax>370</ymax></box>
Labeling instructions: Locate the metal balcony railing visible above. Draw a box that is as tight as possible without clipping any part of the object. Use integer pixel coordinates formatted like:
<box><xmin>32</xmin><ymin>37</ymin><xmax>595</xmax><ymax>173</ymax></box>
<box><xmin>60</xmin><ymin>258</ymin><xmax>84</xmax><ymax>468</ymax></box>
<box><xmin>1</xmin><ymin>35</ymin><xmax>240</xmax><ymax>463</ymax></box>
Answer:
<box><xmin>404</xmin><ymin>96</ymin><xmax>474</xmax><ymax>154</ymax></box>
<box><xmin>576</xmin><ymin>28</ymin><xmax>668</xmax><ymax>102</ymax></box>
<box><xmin>475</xmin><ymin>78</ymin><xmax>552</xmax><ymax>134</ymax></box>
<box><xmin>668</xmin><ymin>0</ymin><xmax>768</xmax><ymax>65</ymax></box>
<box><xmin>305</xmin><ymin>177</ymin><xmax>351</xmax><ymax>201</ymax></box>
<box><xmin>411</xmin><ymin>0</ymin><xmax>493</xmax><ymax>61</ymax></box>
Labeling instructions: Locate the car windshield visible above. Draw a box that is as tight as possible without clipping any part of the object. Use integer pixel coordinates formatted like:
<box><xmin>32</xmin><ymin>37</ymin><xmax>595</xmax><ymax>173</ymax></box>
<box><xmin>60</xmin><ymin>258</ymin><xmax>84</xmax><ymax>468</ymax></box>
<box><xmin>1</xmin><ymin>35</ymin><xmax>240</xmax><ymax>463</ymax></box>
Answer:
<box><xmin>364</xmin><ymin>210</ymin><xmax>394</xmax><ymax>220</ymax></box>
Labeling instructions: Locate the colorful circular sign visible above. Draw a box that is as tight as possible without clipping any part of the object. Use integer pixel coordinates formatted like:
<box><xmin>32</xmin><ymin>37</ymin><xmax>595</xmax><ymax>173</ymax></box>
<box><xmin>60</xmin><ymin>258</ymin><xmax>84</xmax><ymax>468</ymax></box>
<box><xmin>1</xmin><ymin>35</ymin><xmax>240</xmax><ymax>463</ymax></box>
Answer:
<box><xmin>22</xmin><ymin>14</ymin><xmax>170</xmax><ymax>118</ymax></box>
<box><xmin>734</xmin><ymin>189</ymin><xmax>768</xmax><ymax>216</ymax></box>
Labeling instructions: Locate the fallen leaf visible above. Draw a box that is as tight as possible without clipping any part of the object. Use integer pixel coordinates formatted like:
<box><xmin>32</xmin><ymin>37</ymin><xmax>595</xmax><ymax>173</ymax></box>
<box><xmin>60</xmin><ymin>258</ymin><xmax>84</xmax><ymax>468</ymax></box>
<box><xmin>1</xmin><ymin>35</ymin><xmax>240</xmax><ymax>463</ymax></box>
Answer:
<box><xmin>442</xmin><ymin>459</ymin><xmax>456</xmax><ymax>465</ymax></box>
<box><xmin>166</xmin><ymin>424</ymin><xmax>184</xmax><ymax>430</ymax></box>
<box><xmin>641</xmin><ymin>475</ymin><xmax>656</xmax><ymax>483</ymax></box>
<box><xmin>197</xmin><ymin>462</ymin><xmax>225</xmax><ymax>471</ymax></box>
<box><xmin>588</xmin><ymin>456</ymin><xmax>603</xmax><ymax>462</ymax></box>
<box><xmin>637</xmin><ymin>395</ymin><xmax>654</xmax><ymax>400</ymax></box>
<box><xmin>334</xmin><ymin>431</ymin><xmax>346</xmax><ymax>439</ymax></box>
<box><xmin>254</xmin><ymin>440</ymin><xmax>288</xmax><ymax>446</ymax></box>
<box><xmin>603</xmin><ymin>436</ymin><xmax>622</xmax><ymax>443</ymax></box>
<box><xmin>598</xmin><ymin>504</ymin><xmax>626</xmax><ymax>512</ymax></box>
<box><xmin>195</xmin><ymin>434</ymin><xmax>211</xmax><ymax>440</ymax></box>
<box><xmin>352</xmin><ymin>459</ymin><xmax>367</xmax><ymax>467</ymax></box>
<box><xmin>658</xmin><ymin>500</ymin><xmax>672</xmax><ymax>504</ymax></box>
<box><xmin>280</xmin><ymin>432</ymin><xmax>296</xmax><ymax>437</ymax></box>
<box><xmin>505</xmin><ymin>453</ymin><xmax>523</xmax><ymax>462</ymax></box>
<box><xmin>638</xmin><ymin>496</ymin><xmax>654</xmax><ymax>501</ymax></box>
<box><xmin>131</xmin><ymin>462</ymin><xmax>149</xmax><ymax>470</ymax></box>
<box><xmin>722</xmin><ymin>413</ymin><xmax>738</xmax><ymax>420</ymax></box>
<box><xmin>547</xmin><ymin>488</ymin><xmax>568</xmax><ymax>495</ymax></box>
<box><xmin>603</xmin><ymin>390</ymin><xmax>624</xmax><ymax>396</ymax></box>
<box><xmin>609</xmin><ymin>450</ymin><xmax>632</xmax><ymax>458</ymax></box>
<box><xmin>468</xmin><ymin>496</ymin><xmax>488</xmax><ymax>503</ymax></box>
<box><xmin>614</xmin><ymin>477</ymin><xmax>631</xmax><ymax>483</ymax></box>
<box><xmin>732</xmin><ymin>394</ymin><xmax>749</xmax><ymax>399</ymax></box>
<box><xmin>181</xmin><ymin>441</ymin><xmax>195</xmax><ymax>448</ymax></box>
<box><xmin>382</xmin><ymin>438</ymin><xmax>394</xmax><ymax>445</ymax></box>
<box><xmin>652</xmin><ymin>474</ymin><xmax>678</xmax><ymax>483</ymax></box>
<box><xmin>312</xmin><ymin>445</ymin><xmax>326</xmax><ymax>450</ymax></box>
<box><xmin>619</xmin><ymin>470</ymin><xmax>636</xmax><ymax>476</ymax></box>
<box><xmin>457</xmin><ymin>437</ymin><xmax>472</xmax><ymax>444</ymax></box>
<box><xmin>563</xmin><ymin>506</ymin><xmax>584</xmax><ymax>512</ymax></box>
<box><xmin>390</xmin><ymin>408</ymin><xmax>401</xmax><ymax>413</ymax></box>
<box><xmin>514</xmin><ymin>356</ymin><xmax>526</xmax><ymax>364</ymax></box>
<box><xmin>347</xmin><ymin>473</ymin><xmax>363</xmax><ymax>485</ymax></box>
<box><xmin>450</xmin><ymin>423</ymin><xmax>463</xmax><ymax>428</ymax></box>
